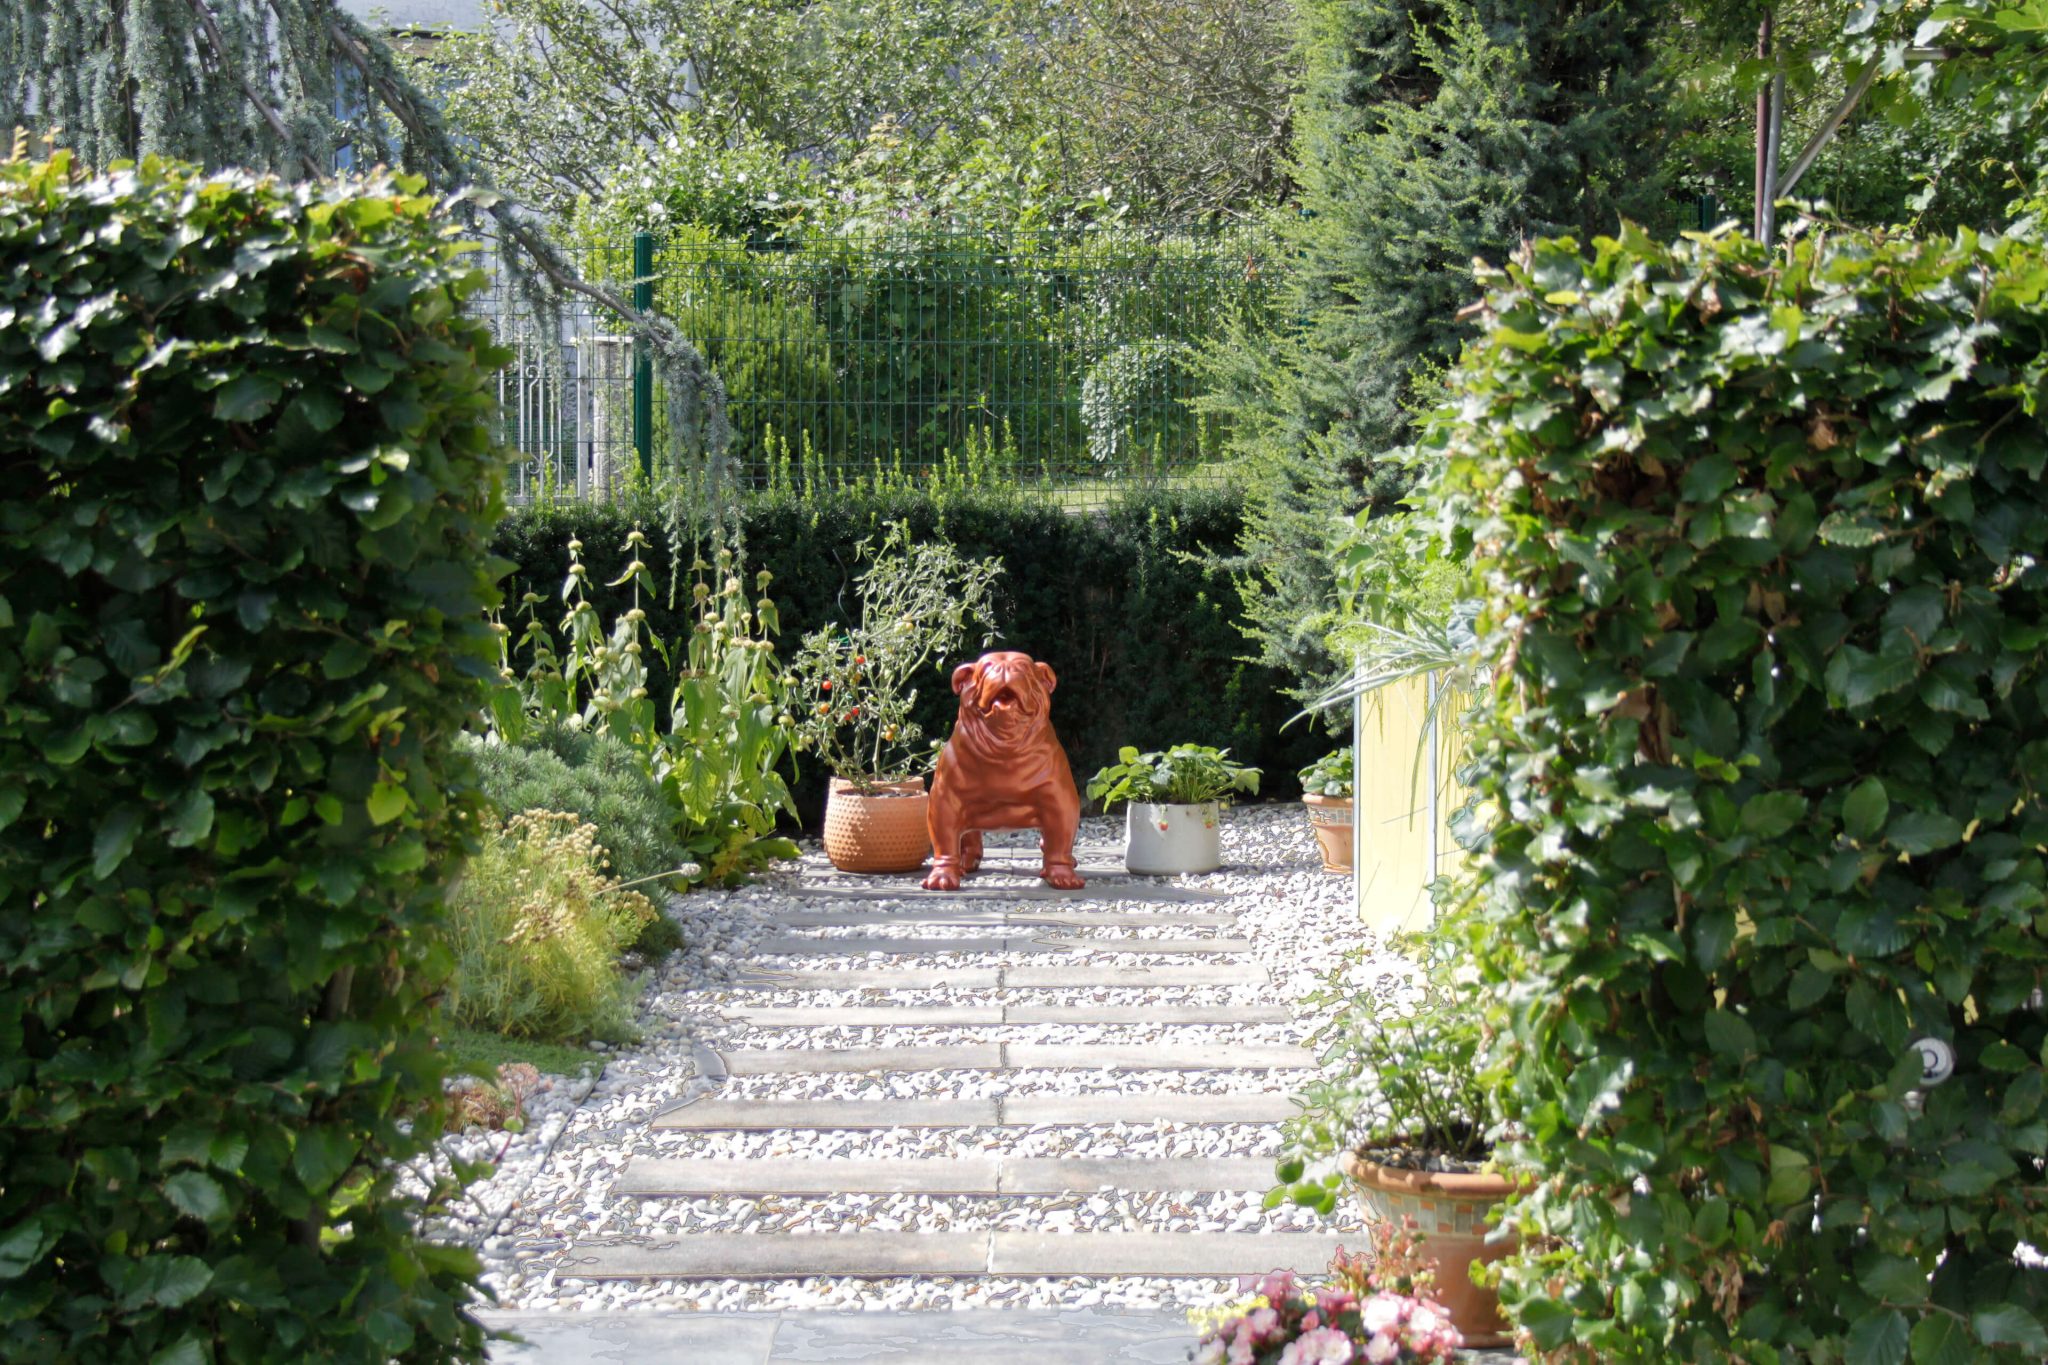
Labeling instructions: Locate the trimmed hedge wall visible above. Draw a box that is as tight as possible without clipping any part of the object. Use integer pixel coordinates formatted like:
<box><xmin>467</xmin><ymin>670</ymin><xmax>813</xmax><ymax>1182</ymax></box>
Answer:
<box><xmin>1442</xmin><ymin>222</ymin><xmax>2048</xmax><ymax>1359</ymax></box>
<box><xmin>0</xmin><ymin>157</ymin><xmax>502</xmax><ymax>1361</ymax></box>
<box><xmin>495</xmin><ymin>488</ymin><xmax>1329</xmax><ymax>819</ymax></box>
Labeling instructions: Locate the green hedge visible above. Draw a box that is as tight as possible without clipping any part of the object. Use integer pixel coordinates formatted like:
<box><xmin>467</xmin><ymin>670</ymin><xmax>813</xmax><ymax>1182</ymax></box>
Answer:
<box><xmin>1442</xmin><ymin>222</ymin><xmax>2048</xmax><ymax>1359</ymax></box>
<box><xmin>0</xmin><ymin>156</ymin><xmax>503</xmax><ymax>1362</ymax></box>
<box><xmin>495</xmin><ymin>488</ymin><xmax>1327</xmax><ymax>817</ymax></box>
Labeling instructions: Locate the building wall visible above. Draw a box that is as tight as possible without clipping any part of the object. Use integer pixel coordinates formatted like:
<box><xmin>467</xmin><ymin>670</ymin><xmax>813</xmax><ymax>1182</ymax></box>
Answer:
<box><xmin>1353</xmin><ymin>673</ymin><xmax>1465</xmax><ymax>939</ymax></box>
<box><xmin>338</xmin><ymin>0</ymin><xmax>488</xmax><ymax>31</ymax></box>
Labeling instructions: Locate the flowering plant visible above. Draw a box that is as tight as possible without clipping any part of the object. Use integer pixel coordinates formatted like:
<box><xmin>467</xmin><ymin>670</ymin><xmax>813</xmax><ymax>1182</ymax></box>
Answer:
<box><xmin>787</xmin><ymin>522</ymin><xmax>1003</xmax><ymax>792</ymax></box>
<box><xmin>1188</xmin><ymin>1269</ymin><xmax>1460</xmax><ymax>1364</ymax></box>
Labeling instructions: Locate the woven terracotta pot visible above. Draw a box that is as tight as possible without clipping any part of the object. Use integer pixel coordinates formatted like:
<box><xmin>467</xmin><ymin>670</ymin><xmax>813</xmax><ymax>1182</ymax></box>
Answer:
<box><xmin>1339</xmin><ymin>1148</ymin><xmax>1525</xmax><ymax>1348</ymax></box>
<box><xmin>1302</xmin><ymin>793</ymin><xmax>1354</xmax><ymax>874</ymax></box>
<box><xmin>822</xmin><ymin>777</ymin><xmax>931</xmax><ymax>874</ymax></box>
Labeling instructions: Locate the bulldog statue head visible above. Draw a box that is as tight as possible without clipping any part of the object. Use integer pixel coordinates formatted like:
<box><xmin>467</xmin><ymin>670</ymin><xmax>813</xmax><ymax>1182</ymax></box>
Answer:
<box><xmin>922</xmin><ymin>650</ymin><xmax>1085</xmax><ymax>891</ymax></box>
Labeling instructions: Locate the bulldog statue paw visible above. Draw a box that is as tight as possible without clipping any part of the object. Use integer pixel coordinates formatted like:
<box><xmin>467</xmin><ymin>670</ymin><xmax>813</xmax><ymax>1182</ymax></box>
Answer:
<box><xmin>922</xmin><ymin>651</ymin><xmax>1085</xmax><ymax>891</ymax></box>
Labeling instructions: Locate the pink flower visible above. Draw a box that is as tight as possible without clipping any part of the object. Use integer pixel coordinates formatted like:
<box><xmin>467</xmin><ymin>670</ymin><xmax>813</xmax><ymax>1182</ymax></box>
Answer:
<box><xmin>1278</xmin><ymin>1326</ymin><xmax>1358</xmax><ymax>1364</ymax></box>
<box><xmin>1360</xmin><ymin>1296</ymin><xmax>1401</xmax><ymax>1334</ymax></box>
<box><xmin>1226</xmin><ymin>1336</ymin><xmax>1256</xmax><ymax>1365</ymax></box>
<box><xmin>1193</xmin><ymin>1341</ymin><xmax>1228</xmax><ymax>1365</ymax></box>
<box><xmin>1407</xmin><ymin>1304</ymin><xmax>1442</xmax><ymax>1337</ymax></box>
<box><xmin>1362</xmin><ymin>1335</ymin><xmax>1400</xmax><ymax>1364</ymax></box>
<box><xmin>1315</xmin><ymin>1288</ymin><xmax>1358</xmax><ymax>1319</ymax></box>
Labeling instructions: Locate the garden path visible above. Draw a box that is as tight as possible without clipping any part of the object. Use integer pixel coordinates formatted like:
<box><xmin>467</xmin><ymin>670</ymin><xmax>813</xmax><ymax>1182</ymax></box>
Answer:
<box><xmin>475</xmin><ymin>809</ymin><xmax>1515</xmax><ymax>1359</ymax></box>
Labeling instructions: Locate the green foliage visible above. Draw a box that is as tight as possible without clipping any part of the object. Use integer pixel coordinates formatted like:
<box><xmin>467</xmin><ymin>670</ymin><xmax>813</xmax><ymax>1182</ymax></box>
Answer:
<box><xmin>1206</xmin><ymin>0</ymin><xmax>1669</xmax><ymax>698</ymax></box>
<box><xmin>787</xmin><ymin>522</ymin><xmax>1004</xmax><ymax>790</ymax></box>
<box><xmin>487</xmin><ymin>528</ymin><xmax>800</xmax><ymax>886</ymax></box>
<box><xmin>1298</xmin><ymin>748</ymin><xmax>1353</xmax><ymax>799</ymax></box>
<box><xmin>1086</xmin><ymin>744</ymin><xmax>1261</xmax><ymax>809</ymax></box>
<box><xmin>445</xmin><ymin>811</ymin><xmax>654</xmax><ymax>1043</ymax></box>
<box><xmin>0</xmin><ymin>155</ymin><xmax>503</xmax><ymax>1362</ymax></box>
<box><xmin>1274</xmin><ymin>930</ymin><xmax>1491</xmax><ymax>1217</ymax></box>
<box><xmin>1437</xmin><ymin>220</ymin><xmax>2048</xmax><ymax>1360</ymax></box>
<box><xmin>439</xmin><ymin>1026</ymin><xmax>602</xmax><ymax>1084</ymax></box>
<box><xmin>464</xmin><ymin>728</ymin><xmax>688</xmax><ymax>885</ymax></box>
<box><xmin>491</xmin><ymin>487</ymin><xmax>1327</xmax><ymax>818</ymax></box>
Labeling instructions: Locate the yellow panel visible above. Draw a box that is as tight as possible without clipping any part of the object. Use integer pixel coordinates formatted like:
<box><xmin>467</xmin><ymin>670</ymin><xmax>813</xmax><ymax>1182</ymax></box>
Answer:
<box><xmin>1352</xmin><ymin>674</ymin><xmax>1465</xmax><ymax>938</ymax></box>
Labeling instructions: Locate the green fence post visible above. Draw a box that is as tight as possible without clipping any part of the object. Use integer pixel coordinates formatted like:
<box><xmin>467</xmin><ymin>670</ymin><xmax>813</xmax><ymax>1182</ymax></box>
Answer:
<box><xmin>632</xmin><ymin>230</ymin><xmax>654</xmax><ymax>481</ymax></box>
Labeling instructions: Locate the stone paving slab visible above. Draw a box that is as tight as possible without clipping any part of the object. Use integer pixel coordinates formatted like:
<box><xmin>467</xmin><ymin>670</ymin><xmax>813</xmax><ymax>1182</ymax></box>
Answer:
<box><xmin>563</xmin><ymin>1233</ymin><xmax>992</xmax><ymax>1279</ymax></box>
<box><xmin>731</xmin><ymin>965</ymin><xmax>1264</xmax><ymax>991</ymax></box>
<box><xmin>721</xmin><ymin>1005</ymin><xmax>1010</xmax><ymax>1027</ymax></box>
<box><xmin>1004</xmin><ymin>1043</ymin><xmax>1313</xmax><ymax>1071</ymax></box>
<box><xmin>652</xmin><ymin>1098</ymin><xmax>1005</xmax><ymax>1130</ymax></box>
<box><xmin>755</xmin><ymin>935</ymin><xmax>1014</xmax><ymax>956</ymax></box>
<box><xmin>1001</xmin><ymin>1004</ymin><xmax>1289</xmax><ymax>1025</ymax></box>
<box><xmin>650</xmin><ymin>1093</ymin><xmax>1294</xmax><ymax>1130</ymax></box>
<box><xmin>562</xmin><ymin>1232</ymin><xmax>1351</xmax><ymax>1280</ymax></box>
<box><xmin>616</xmin><ymin>1157</ymin><xmax>1004</xmax><ymax>1196</ymax></box>
<box><xmin>615</xmin><ymin>1155</ymin><xmax>1274</xmax><ymax>1196</ymax></box>
<box><xmin>720</xmin><ymin>1044</ymin><xmax>1006</xmax><ymax>1076</ymax></box>
<box><xmin>1002</xmin><ymin>965</ymin><xmax>1263</xmax><ymax>988</ymax></box>
<box><xmin>718</xmin><ymin>1043</ymin><xmax>1307</xmax><ymax>1075</ymax></box>
<box><xmin>756</xmin><ymin>935</ymin><xmax>1252</xmax><ymax>958</ymax></box>
<box><xmin>728</xmin><ymin>968</ymin><xmax>1005</xmax><ymax>991</ymax></box>
<box><xmin>1001</xmin><ymin>1092</ymin><xmax>1297</xmax><ymax>1126</ymax></box>
<box><xmin>985</xmin><ymin>1232</ymin><xmax>1350</xmax><ymax>1277</ymax></box>
<box><xmin>480</xmin><ymin>1310</ymin><xmax>1519</xmax><ymax>1365</ymax></box>
<box><xmin>998</xmin><ymin>1157</ymin><xmax>1275</xmax><ymax>1194</ymax></box>
<box><xmin>722</xmin><ymin>1003</ymin><xmax>1286</xmax><ymax>1027</ymax></box>
<box><xmin>766</xmin><ymin>909</ymin><xmax>1238</xmax><ymax>929</ymax></box>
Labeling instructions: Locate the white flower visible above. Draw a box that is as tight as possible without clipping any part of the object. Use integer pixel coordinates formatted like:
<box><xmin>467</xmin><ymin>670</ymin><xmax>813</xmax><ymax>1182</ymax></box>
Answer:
<box><xmin>1360</xmin><ymin>1297</ymin><xmax>1400</xmax><ymax>1334</ymax></box>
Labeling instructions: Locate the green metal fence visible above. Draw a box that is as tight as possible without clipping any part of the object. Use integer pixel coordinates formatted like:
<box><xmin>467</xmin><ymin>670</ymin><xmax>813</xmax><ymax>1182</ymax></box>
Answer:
<box><xmin>527</xmin><ymin>226</ymin><xmax>1273</xmax><ymax>495</ymax></box>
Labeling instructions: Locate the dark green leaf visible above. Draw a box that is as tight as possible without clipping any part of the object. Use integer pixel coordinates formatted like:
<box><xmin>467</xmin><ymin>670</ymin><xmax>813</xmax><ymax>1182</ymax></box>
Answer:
<box><xmin>1846</xmin><ymin>1308</ymin><xmax>1909</xmax><ymax>1365</ymax></box>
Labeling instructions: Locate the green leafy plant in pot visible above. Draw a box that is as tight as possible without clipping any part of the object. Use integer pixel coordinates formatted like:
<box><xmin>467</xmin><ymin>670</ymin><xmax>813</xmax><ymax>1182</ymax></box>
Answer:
<box><xmin>788</xmin><ymin>522</ymin><xmax>1003</xmax><ymax>873</ymax></box>
<box><xmin>1299</xmin><ymin>747</ymin><xmax>1355</xmax><ymax>874</ymax></box>
<box><xmin>1085</xmin><ymin>744</ymin><xmax>1260</xmax><ymax>875</ymax></box>
<box><xmin>1273</xmin><ymin>922</ymin><xmax>1522</xmax><ymax>1348</ymax></box>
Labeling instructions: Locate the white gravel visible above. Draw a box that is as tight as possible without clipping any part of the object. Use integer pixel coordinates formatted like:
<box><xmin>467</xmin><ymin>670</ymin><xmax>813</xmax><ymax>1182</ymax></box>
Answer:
<box><xmin>440</xmin><ymin>804</ymin><xmax>1398</xmax><ymax>1314</ymax></box>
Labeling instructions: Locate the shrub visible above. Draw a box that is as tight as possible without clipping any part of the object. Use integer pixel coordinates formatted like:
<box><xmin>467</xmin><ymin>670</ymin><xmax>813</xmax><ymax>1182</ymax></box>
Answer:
<box><xmin>0</xmin><ymin>155</ymin><xmax>503</xmax><ymax>1361</ymax></box>
<box><xmin>1439</xmin><ymin>222</ymin><xmax>2048</xmax><ymax>1360</ymax></box>
<box><xmin>445</xmin><ymin>811</ymin><xmax>655</xmax><ymax>1043</ymax></box>
<box><xmin>464</xmin><ymin>727</ymin><xmax>687</xmax><ymax>885</ymax></box>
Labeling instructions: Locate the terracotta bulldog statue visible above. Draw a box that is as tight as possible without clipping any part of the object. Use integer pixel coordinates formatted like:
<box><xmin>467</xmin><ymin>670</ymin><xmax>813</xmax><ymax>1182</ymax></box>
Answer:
<box><xmin>922</xmin><ymin>650</ymin><xmax>1086</xmax><ymax>891</ymax></box>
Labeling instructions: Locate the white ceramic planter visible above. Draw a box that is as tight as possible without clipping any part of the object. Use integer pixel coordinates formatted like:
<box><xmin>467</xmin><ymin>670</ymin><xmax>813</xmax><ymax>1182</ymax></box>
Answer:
<box><xmin>1123</xmin><ymin>801</ymin><xmax>1222</xmax><ymax>875</ymax></box>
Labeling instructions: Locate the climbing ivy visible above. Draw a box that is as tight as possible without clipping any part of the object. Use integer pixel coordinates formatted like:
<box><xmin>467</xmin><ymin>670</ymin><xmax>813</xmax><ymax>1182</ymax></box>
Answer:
<box><xmin>1438</xmin><ymin>220</ymin><xmax>2048</xmax><ymax>1361</ymax></box>
<box><xmin>0</xmin><ymin>154</ymin><xmax>505</xmax><ymax>1362</ymax></box>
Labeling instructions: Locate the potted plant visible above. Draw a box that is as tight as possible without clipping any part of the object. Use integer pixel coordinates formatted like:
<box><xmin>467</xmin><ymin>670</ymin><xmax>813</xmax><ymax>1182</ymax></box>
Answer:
<box><xmin>1299</xmin><ymin>748</ymin><xmax>1354</xmax><ymax>874</ymax></box>
<box><xmin>1272</xmin><ymin>925</ymin><xmax>1523</xmax><ymax>1348</ymax></box>
<box><xmin>788</xmin><ymin>523</ymin><xmax>1002</xmax><ymax>873</ymax></box>
<box><xmin>1085</xmin><ymin>744</ymin><xmax>1260</xmax><ymax>875</ymax></box>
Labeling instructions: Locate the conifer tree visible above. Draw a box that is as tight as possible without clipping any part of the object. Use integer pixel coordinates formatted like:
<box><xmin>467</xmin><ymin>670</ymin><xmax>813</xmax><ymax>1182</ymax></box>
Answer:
<box><xmin>1207</xmin><ymin>0</ymin><xmax>1667</xmax><ymax>696</ymax></box>
<box><xmin>0</xmin><ymin>0</ymin><xmax>730</xmax><ymax>488</ymax></box>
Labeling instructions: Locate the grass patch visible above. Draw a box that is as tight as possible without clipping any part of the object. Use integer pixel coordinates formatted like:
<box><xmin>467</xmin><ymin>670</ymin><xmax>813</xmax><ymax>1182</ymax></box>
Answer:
<box><xmin>440</xmin><ymin>1025</ymin><xmax>604</xmax><ymax>1082</ymax></box>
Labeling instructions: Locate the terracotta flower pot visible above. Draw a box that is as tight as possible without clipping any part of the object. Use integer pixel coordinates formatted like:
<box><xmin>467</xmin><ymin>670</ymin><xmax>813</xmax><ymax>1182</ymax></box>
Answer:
<box><xmin>1338</xmin><ymin>1148</ymin><xmax>1525</xmax><ymax>1349</ymax></box>
<box><xmin>821</xmin><ymin>776</ymin><xmax>932</xmax><ymax>874</ymax></box>
<box><xmin>1302</xmin><ymin>793</ymin><xmax>1353</xmax><ymax>874</ymax></box>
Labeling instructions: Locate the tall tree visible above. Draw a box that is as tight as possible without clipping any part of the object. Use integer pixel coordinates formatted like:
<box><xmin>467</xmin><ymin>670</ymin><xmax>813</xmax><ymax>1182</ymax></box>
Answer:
<box><xmin>995</xmin><ymin>0</ymin><xmax>1300</xmax><ymax>221</ymax></box>
<box><xmin>1</xmin><ymin>0</ymin><xmax>731</xmax><ymax>487</ymax></box>
<box><xmin>1207</xmin><ymin>0</ymin><xmax>1669</xmax><ymax>698</ymax></box>
<box><xmin>425</xmin><ymin>0</ymin><xmax>1017</xmax><ymax>222</ymax></box>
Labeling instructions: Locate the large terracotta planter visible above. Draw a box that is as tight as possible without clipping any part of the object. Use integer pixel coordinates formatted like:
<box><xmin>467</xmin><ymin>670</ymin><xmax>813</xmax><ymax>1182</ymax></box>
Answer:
<box><xmin>822</xmin><ymin>777</ymin><xmax>931</xmax><ymax>873</ymax></box>
<box><xmin>1122</xmin><ymin>801</ymin><xmax>1222</xmax><ymax>875</ymax></box>
<box><xmin>1338</xmin><ymin>1148</ymin><xmax>1524</xmax><ymax>1348</ymax></box>
<box><xmin>1302</xmin><ymin>793</ymin><xmax>1353</xmax><ymax>874</ymax></box>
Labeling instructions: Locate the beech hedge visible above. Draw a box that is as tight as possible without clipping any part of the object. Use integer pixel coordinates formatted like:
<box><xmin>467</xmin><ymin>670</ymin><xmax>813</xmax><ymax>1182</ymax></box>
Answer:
<box><xmin>0</xmin><ymin>155</ymin><xmax>505</xmax><ymax>1361</ymax></box>
<box><xmin>494</xmin><ymin>487</ymin><xmax>1328</xmax><ymax>819</ymax></box>
<box><xmin>1442</xmin><ymin>221</ymin><xmax>2048</xmax><ymax>1360</ymax></box>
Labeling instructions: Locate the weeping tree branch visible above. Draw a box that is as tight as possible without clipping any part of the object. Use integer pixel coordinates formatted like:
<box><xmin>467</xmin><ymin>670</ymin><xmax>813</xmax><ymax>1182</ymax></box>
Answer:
<box><xmin>179</xmin><ymin>0</ymin><xmax>322</xmax><ymax>177</ymax></box>
<box><xmin>4</xmin><ymin>0</ymin><xmax>731</xmax><ymax>512</ymax></box>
